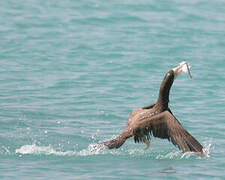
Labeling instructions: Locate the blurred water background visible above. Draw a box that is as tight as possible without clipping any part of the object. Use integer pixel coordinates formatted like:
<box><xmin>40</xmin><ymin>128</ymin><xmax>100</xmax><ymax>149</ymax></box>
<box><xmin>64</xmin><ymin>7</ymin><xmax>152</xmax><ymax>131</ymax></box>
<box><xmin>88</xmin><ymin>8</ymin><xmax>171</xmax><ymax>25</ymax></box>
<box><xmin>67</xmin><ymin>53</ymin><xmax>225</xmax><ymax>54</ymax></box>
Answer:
<box><xmin>1</xmin><ymin>0</ymin><xmax>225</xmax><ymax>179</ymax></box>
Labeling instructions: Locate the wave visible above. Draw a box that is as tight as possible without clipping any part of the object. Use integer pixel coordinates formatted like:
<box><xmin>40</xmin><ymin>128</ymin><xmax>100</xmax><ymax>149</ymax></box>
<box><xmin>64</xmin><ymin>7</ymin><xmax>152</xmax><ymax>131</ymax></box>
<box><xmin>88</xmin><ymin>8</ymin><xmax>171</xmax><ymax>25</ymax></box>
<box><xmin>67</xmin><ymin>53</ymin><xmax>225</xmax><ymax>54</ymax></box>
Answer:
<box><xmin>14</xmin><ymin>142</ymin><xmax>212</xmax><ymax>159</ymax></box>
<box><xmin>15</xmin><ymin>144</ymin><xmax>75</xmax><ymax>156</ymax></box>
<box><xmin>15</xmin><ymin>143</ymin><xmax>109</xmax><ymax>156</ymax></box>
<box><xmin>156</xmin><ymin>143</ymin><xmax>211</xmax><ymax>159</ymax></box>
<box><xmin>0</xmin><ymin>146</ymin><xmax>11</xmax><ymax>155</ymax></box>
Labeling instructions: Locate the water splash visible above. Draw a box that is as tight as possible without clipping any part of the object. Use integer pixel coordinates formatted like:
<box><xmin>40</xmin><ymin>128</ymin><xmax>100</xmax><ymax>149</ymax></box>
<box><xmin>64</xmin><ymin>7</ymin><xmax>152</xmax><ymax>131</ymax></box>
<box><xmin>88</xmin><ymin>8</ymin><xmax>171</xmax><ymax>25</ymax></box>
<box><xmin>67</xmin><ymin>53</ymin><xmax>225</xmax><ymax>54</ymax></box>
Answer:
<box><xmin>156</xmin><ymin>151</ymin><xmax>181</xmax><ymax>159</ymax></box>
<box><xmin>15</xmin><ymin>142</ymin><xmax>212</xmax><ymax>158</ymax></box>
<box><xmin>202</xmin><ymin>143</ymin><xmax>212</xmax><ymax>158</ymax></box>
<box><xmin>15</xmin><ymin>144</ymin><xmax>75</xmax><ymax>156</ymax></box>
<box><xmin>15</xmin><ymin>143</ymin><xmax>110</xmax><ymax>156</ymax></box>
<box><xmin>156</xmin><ymin>143</ymin><xmax>212</xmax><ymax>159</ymax></box>
<box><xmin>79</xmin><ymin>143</ymin><xmax>109</xmax><ymax>156</ymax></box>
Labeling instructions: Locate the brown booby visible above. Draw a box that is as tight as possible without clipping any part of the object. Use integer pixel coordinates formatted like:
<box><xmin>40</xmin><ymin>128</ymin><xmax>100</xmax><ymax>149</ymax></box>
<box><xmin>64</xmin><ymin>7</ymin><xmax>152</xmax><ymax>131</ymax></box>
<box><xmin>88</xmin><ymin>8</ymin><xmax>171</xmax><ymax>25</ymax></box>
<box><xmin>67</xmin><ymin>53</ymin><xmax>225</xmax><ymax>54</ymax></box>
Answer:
<box><xmin>102</xmin><ymin>62</ymin><xmax>204</xmax><ymax>157</ymax></box>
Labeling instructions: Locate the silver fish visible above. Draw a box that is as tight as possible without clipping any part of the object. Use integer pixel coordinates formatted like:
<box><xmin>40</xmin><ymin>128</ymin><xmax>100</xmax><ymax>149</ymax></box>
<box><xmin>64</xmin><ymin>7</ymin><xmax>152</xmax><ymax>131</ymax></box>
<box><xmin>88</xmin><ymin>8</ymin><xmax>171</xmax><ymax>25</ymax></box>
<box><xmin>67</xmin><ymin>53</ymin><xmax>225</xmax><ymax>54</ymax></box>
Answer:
<box><xmin>180</xmin><ymin>61</ymin><xmax>193</xmax><ymax>79</ymax></box>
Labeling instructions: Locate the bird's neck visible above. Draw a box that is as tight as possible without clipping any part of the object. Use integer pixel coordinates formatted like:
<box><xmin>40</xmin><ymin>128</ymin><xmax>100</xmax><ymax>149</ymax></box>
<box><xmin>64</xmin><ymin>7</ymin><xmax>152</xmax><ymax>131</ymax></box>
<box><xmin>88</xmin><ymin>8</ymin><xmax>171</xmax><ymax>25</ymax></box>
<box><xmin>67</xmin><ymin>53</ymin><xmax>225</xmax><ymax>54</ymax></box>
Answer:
<box><xmin>156</xmin><ymin>77</ymin><xmax>174</xmax><ymax>110</ymax></box>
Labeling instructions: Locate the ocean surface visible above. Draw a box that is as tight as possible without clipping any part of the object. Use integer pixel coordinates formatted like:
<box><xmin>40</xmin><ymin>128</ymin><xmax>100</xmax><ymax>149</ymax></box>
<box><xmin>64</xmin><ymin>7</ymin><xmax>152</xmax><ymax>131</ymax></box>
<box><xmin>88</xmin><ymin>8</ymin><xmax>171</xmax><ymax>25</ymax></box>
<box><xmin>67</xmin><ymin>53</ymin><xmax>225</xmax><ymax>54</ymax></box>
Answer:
<box><xmin>1</xmin><ymin>0</ymin><xmax>225</xmax><ymax>179</ymax></box>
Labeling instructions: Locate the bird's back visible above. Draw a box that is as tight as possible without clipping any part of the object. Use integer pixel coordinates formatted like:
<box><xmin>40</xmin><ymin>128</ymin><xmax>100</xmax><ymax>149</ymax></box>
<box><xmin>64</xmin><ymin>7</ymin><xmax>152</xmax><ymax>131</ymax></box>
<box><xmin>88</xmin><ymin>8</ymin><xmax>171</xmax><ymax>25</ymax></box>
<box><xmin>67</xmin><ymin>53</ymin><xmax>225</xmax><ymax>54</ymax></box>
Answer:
<box><xmin>127</xmin><ymin>108</ymin><xmax>155</xmax><ymax>129</ymax></box>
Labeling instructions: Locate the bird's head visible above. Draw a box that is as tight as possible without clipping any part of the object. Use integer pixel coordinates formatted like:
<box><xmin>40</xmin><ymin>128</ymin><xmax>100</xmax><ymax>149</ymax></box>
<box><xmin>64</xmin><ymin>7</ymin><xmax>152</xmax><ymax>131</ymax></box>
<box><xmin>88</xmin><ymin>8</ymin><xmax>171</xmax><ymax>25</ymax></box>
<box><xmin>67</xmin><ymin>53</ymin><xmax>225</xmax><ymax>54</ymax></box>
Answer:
<box><xmin>161</xmin><ymin>61</ymin><xmax>192</xmax><ymax>93</ymax></box>
<box><xmin>164</xmin><ymin>61</ymin><xmax>192</xmax><ymax>82</ymax></box>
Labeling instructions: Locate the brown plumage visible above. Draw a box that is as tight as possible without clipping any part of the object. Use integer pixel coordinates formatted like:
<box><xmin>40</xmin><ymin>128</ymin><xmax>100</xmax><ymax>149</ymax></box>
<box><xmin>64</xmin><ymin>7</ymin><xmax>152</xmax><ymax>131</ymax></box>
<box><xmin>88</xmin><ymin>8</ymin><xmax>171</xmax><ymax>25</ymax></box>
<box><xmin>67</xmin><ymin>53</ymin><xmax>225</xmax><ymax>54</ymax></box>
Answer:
<box><xmin>102</xmin><ymin>63</ymin><xmax>204</xmax><ymax>157</ymax></box>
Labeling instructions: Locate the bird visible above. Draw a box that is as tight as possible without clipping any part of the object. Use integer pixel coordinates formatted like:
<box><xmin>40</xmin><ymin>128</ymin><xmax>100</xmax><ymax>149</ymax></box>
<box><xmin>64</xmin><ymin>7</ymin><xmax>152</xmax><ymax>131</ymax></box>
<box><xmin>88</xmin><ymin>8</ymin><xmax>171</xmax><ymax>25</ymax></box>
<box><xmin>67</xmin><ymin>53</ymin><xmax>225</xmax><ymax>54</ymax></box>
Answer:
<box><xmin>101</xmin><ymin>62</ymin><xmax>204</xmax><ymax>157</ymax></box>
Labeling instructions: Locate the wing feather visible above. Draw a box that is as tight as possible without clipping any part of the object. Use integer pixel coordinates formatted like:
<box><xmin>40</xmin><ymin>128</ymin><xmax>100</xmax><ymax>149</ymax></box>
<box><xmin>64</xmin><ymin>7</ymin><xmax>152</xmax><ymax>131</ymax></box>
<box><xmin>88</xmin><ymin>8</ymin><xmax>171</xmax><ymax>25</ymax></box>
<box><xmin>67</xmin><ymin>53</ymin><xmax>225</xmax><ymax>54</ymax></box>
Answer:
<box><xmin>136</xmin><ymin>111</ymin><xmax>203</xmax><ymax>154</ymax></box>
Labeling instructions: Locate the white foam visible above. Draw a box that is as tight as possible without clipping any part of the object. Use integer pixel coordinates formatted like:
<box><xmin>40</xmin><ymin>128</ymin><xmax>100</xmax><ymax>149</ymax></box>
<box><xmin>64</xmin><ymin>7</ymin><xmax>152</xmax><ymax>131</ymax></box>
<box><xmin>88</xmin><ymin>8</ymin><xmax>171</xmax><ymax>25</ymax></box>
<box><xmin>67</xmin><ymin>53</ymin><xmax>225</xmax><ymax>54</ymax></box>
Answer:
<box><xmin>156</xmin><ymin>151</ymin><xmax>181</xmax><ymax>159</ymax></box>
<box><xmin>15</xmin><ymin>144</ymin><xmax>75</xmax><ymax>156</ymax></box>
<box><xmin>127</xmin><ymin>148</ymin><xmax>145</xmax><ymax>155</ymax></box>
<box><xmin>15</xmin><ymin>143</ymin><xmax>109</xmax><ymax>156</ymax></box>
<box><xmin>202</xmin><ymin>143</ymin><xmax>211</xmax><ymax>158</ymax></box>
<box><xmin>79</xmin><ymin>143</ymin><xmax>108</xmax><ymax>156</ymax></box>
<box><xmin>156</xmin><ymin>143</ymin><xmax>212</xmax><ymax>159</ymax></box>
<box><xmin>15</xmin><ymin>142</ymin><xmax>212</xmax><ymax>158</ymax></box>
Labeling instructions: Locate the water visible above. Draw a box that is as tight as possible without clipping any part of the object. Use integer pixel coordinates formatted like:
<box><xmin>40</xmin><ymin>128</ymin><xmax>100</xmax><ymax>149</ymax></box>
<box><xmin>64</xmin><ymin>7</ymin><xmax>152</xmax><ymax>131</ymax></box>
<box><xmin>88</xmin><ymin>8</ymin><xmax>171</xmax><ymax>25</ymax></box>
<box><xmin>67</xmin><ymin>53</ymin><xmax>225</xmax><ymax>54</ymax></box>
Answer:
<box><xmin>1</xmin><ymin>0</ymin><xmax>225</xmax><ymax>179</ymax></box>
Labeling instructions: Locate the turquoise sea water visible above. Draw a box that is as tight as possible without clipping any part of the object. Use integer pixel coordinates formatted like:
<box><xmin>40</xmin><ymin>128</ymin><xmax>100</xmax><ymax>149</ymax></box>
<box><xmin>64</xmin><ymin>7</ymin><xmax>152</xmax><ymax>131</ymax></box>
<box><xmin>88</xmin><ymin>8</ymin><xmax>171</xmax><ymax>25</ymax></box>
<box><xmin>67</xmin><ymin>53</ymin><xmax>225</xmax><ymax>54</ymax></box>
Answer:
<box><xmin>1</xmin><ymin>0</ymin><xmax>225</xmax><ymax>179</ymax></box>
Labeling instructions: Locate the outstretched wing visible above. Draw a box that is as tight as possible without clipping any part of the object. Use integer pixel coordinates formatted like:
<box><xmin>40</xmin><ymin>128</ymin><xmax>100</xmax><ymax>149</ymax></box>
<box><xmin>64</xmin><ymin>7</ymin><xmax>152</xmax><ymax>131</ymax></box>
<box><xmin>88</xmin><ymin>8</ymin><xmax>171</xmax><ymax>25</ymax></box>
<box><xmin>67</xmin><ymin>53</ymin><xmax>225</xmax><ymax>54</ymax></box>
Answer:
<box><xmin>102</xmin><ymin>129</ymin><xmax>133</xmax><ymax>149</ymax></box>
<box><xmin>135</xmin><ymin>110</ymin><xmax>203</xmax><ymax>154</ymax></box>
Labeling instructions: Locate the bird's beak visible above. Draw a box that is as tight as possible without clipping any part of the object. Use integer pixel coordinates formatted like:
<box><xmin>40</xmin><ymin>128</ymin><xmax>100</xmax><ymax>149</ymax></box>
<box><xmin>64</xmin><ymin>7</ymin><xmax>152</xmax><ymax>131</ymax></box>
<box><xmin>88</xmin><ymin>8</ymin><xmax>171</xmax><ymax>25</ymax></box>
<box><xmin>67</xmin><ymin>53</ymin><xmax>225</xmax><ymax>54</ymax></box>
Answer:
<box><xmin>172</xmin><ymin>61</ymin><xmax>192</xmax><ymax>79</ymax></box>
<box><xmin>172</xmin><ymin>63</ymin><xmax>184</xmax><ymax>79</ymax></box>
